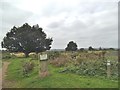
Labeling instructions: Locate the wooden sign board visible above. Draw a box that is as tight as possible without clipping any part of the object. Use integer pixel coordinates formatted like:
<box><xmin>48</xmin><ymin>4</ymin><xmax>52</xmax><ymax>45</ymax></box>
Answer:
<box><xmin>40</xmin><ymin>54</ymin><xmax>48</xmax><ymax>61</ymax></box>
<box><xmin>107</xmin><ymin>61</ymin><xmax>111</xmax><ymax>66</ymax></box>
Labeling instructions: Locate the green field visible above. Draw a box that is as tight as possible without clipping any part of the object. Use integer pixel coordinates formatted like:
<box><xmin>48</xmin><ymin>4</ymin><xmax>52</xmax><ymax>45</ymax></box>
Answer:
<box><xmin>3</xmin><ymin>57</ymin><xmax>118</xmax><ymax>88</ymax></box>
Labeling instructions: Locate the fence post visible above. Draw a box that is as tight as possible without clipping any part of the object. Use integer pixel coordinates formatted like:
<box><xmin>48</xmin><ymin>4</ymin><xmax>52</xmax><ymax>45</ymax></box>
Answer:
<box><xmin>107</xmin><ymin>60</ymin><xmax>111</xmax><ymax>78</ymax></box>
<box><xmin>38</xmin><ymin>52</ymin><xmax>49</xmax><ymax>78</ymax></box>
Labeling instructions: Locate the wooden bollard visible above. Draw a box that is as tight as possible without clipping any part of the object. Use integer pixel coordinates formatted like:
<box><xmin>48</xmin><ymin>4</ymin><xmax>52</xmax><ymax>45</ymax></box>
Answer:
<box><xmin>107</xmin><ymin>60</ymin><xmax>111</xmax><ymax>78</ymax></box>
<box><xmin>38</xmin><ymin>52</ymin><xmax>49</xmax><ymax>78</ymax></box>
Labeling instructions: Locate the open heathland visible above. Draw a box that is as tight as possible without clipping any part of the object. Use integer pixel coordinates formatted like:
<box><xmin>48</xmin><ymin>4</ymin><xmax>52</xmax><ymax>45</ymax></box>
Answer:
<box><xmin>2</xmin><ymin>50</ymin><xmax>119</xmax><ymax>88</ymax></box>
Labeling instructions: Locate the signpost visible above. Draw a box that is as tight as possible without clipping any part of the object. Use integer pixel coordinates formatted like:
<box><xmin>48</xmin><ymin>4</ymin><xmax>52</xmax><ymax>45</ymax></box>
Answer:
<box><xmin>40</xmin><ymin>54</ymin><xmax>48</xmax><ymax>61</ymax></box>
<box><xmin>107</xmin><ymin>60</ymin><xmax>111</xmax><ymax>78</ymax></box>
<box><xmin>38</xmin><ymin>52</ymin><xmax>49</xmax><ymax>78</ymax></box>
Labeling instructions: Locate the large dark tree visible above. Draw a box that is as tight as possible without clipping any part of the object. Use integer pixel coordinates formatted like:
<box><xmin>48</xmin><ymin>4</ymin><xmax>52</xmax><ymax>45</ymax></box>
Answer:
<box><xmin>65</xmin><ymin>41</ymin><xmax>78</xmax><ymax>51</ymax></box>
<box><xmin>1</xmin><ymin>23</ymin><xmax>53</xmax><ymax>57</ymax></box>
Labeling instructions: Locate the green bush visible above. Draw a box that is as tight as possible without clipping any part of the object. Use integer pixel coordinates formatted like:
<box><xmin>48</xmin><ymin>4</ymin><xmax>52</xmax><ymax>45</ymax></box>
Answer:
<box><xmin>2</xmin><ymin>55</ymin><xmax>11</xmax><ymax>59</ymax></box>
<box><xmin>2</xmin><ymin>51</ymin><xmax>11</xmax><ymax>59</ymax></box>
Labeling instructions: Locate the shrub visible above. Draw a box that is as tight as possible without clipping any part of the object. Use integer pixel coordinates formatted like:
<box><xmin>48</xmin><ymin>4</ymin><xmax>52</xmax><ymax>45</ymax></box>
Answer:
<box><xmin>22</xmin><ymin>60</ymin><xmax>35</xmax><ymax>76</ymax></box>
<box><xmin>2</xmin><ymin>51</ymin><xmax>11</xmax><ymax>59</ymax></box>
<box><xmin>10</xmin><ymin>52</ymin><xmax>25</xmax><ymax>58</ymax></box>
<box><xmin>29</xmin><ymin>53</ymin><xmax>37</xmax><ymax>60</ymax></box>
<box><xmin>48</xmin><ymin>51</ymin><xmax>60</xmax><ymax>60</ymax></box>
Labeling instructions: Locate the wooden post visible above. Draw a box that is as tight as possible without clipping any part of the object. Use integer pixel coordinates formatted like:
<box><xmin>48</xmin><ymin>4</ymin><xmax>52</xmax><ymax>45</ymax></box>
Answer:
<box><xmin>107</xmin><ymin>60</ymin><xmax>111</xmax><ymax>78</ymax></box>
<box><xmin>38</xmin><ymin>52</ymin><xmax>49</xmax><ymax>78</ymax></box>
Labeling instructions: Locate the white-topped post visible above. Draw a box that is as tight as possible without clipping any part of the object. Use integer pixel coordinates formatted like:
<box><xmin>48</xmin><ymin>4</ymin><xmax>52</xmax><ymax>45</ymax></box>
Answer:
<box><xmin>107</xmin><ymin>60</ymin><xmax>111</xmax><ymax>78</ymax></box>
<box><xmin>38</xmin><ymin>52</ymin><xmax>49</xmax><ymax>78</ymax></box>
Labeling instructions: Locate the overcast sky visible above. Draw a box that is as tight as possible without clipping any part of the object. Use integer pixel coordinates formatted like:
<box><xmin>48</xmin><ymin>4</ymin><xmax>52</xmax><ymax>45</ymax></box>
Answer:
<box><xmin>0</xmin><ymin>0</ymin><xmax>118</xmax><ymax>49</ymax></box>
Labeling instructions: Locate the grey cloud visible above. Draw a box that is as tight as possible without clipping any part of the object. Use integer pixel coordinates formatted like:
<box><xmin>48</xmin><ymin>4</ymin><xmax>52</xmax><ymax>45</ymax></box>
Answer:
<box><xmin>47</xmin><ymin>20</ymin><xmax>64</xmax><ymax>28</ymax></box>
<box><xmin>41</xmin><ymin>1</ymin><xmax>78</xmax><ymax>17</ymax></box>
<box><xmin>48</xmin><ymin>18</ymin><xmax>87</xmax><ymax>32</ymax></box>
<box><xmin>0</xmin><ymin>1</ymin><xmax>33</xmax><ymax>45</ymax></box>
<box><xmin>1</xmin><ymin>2</ymin><xmax>33</xmax><ymax>26</ymax></box>
<box><xmin>46</xmin><ymin>2</ymin><xmax>117</xmax><ymax>49</ymax></box>
<box><xmin>41</xmin><ymin>1</ymin><xmax>117</xmax><ymax>18</ymax></box>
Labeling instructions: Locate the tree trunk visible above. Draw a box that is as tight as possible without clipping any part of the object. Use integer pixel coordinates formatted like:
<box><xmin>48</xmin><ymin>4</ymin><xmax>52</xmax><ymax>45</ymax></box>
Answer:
<box><xmin>25</xmin><ymin>52</ymin><xmax>29</xmax><ymax>58</ymax></box>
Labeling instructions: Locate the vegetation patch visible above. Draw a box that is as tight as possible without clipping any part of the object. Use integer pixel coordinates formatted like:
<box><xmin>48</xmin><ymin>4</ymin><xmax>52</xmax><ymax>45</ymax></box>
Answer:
<box><xmin>4</xmin><ymin>56</ymin><xmax>118</xmax><ymax>88</ymax></box>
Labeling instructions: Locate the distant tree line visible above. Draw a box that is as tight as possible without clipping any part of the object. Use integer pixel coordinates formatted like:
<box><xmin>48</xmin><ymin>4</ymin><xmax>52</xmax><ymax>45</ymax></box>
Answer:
<box><xmin>65</xmin><ymin>41</ymin><xmax>116</xmax><ymax>51</ymax></box>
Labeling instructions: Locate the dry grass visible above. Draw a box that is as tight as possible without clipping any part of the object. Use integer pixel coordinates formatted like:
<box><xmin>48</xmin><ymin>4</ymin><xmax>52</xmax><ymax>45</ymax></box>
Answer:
<box><xmin>49</xmin><ymin>54</ymin><xmax>71</xmax><ymax>67</ymax></box>
<box><xmin>10</xmin><ymin>52</ymin><xmax>25</xmax><ymax>57</ymax></box>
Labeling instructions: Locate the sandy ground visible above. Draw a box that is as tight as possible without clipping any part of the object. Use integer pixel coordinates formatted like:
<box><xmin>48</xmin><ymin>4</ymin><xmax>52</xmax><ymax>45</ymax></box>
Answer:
<box><xmin>0</xmin><ymin>62</ymin><xmax>10</xmax><ymax>90</ymax></box>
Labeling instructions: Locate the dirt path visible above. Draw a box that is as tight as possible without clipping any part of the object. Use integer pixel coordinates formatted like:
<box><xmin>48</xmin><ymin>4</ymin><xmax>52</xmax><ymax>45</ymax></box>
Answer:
<box><xmin>0</xmin><ymin>62</ymin><xmax>10</xmax><ymax>89</ymax></box>
<box><xmin>0</xmin><ymin>68</ymin><xmax>2</xmax><ymax>90</ymax></box>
